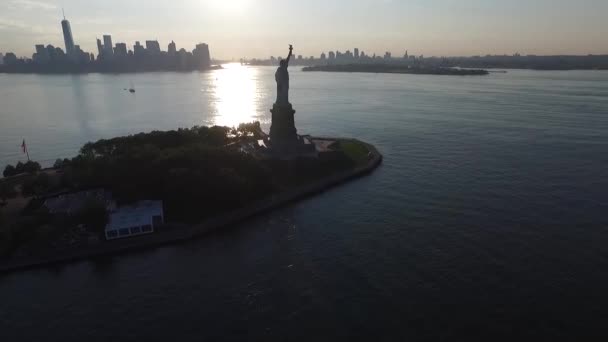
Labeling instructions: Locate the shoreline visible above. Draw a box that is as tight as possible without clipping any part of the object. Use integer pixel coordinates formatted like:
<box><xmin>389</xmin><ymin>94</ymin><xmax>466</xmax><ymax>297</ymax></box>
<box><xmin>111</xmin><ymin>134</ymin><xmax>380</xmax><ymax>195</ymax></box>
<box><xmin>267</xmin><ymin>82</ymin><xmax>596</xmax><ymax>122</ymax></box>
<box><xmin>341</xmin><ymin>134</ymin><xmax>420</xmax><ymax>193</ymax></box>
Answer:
<box><xmin>0</xmin><ymin>65</ymin><xmax>223</xmax><ymax>75</ymax></box>
<box><xmin>0</xmin><ymin>138</ymin><xmax>382</xmax><ymax>274</ymax></box>
<box><xmin>303</xmin><ymin>64</ymin><xmax>489</xmax><ymax>76</ymax></box>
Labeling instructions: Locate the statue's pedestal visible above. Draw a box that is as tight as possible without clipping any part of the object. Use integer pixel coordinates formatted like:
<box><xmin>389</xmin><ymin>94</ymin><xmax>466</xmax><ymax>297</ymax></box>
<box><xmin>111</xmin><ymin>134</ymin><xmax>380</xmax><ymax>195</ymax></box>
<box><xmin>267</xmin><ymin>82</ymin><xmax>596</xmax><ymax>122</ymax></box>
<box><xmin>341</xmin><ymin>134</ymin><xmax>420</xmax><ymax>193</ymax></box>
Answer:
<box><xmin>269</xmin><ymin>103</ymin><xmax>298</xmax><ymax>145</ymax></box>
<box><xmin>267</xmin><ymin>103</ymin><xmax>316</xmax><ymax>158</ymax></box>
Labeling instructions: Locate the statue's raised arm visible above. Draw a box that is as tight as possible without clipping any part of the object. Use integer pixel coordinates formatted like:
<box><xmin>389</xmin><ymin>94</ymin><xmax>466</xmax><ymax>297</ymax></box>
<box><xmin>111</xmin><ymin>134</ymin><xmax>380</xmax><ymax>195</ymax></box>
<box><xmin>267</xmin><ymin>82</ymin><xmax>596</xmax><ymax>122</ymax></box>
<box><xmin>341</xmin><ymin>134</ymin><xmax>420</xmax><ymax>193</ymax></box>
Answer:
<box><xmin>275</xmin><ymin>45</ymin><xmax>293</xmax><ymax>106</ymax></box>
<box><xmin>285</xmin><ymin>45</ymin><xmax>293</xmax><ymax>65</ymax></box>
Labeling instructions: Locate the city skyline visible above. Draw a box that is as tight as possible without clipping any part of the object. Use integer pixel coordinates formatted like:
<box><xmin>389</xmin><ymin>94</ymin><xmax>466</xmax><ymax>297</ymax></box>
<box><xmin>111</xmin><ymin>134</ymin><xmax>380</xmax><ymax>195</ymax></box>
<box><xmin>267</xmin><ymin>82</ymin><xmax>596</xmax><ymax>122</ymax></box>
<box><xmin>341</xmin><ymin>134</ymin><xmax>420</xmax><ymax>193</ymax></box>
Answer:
<box><xmin>1</xmin><ymin>0</ymin><xmax>607</xmax><ymax>59</ymax></box>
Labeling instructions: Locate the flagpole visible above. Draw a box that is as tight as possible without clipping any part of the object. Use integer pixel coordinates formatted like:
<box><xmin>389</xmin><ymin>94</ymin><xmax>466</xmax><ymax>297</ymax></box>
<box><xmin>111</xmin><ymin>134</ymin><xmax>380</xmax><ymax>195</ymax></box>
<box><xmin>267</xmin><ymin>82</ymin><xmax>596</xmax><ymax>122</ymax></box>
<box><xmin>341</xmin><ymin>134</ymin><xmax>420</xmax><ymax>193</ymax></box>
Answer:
<box><xmin>22</xmin><ymin>139</ymin><xmax>30</xmax><ymax>162</ymax></box>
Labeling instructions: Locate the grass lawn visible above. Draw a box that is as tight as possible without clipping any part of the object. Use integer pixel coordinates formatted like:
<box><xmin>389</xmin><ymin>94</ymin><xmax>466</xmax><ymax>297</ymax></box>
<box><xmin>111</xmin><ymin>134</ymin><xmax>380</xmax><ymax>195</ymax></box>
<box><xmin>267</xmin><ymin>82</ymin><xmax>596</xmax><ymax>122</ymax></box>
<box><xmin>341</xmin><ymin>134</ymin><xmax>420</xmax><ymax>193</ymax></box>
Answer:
<box><xmin>338</xmin><ymin>140</ymin><xmax>370</xmax><ymax>165</ymax></box>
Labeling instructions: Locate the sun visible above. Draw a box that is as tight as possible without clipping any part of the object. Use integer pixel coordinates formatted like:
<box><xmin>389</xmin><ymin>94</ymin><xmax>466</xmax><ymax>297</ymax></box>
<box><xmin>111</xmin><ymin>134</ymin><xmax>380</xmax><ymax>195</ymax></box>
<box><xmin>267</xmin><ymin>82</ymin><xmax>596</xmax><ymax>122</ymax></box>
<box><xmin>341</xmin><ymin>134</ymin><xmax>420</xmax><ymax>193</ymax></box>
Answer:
<box><xmin>209</xmin><ymin>0</ymin><xmax>251</xmax><ymax>12</ymax></box>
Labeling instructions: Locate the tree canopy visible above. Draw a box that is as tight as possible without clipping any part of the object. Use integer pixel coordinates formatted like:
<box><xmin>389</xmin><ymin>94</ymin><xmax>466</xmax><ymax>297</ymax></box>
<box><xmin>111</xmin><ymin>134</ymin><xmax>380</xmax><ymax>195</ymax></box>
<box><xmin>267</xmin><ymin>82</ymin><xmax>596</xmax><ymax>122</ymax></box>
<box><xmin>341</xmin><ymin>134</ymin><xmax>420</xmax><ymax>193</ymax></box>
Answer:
<box><xmin>64</xmin><ymin>126</ymin><xmax>275</xmax><ymax>222</ymax></box>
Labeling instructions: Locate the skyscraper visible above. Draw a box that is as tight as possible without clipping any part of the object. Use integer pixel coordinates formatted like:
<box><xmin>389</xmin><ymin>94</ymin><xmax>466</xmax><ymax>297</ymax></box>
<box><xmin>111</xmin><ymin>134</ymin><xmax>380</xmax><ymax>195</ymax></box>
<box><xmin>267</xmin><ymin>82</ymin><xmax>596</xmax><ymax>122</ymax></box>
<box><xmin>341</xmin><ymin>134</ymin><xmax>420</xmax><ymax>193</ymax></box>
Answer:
<box><xmin>193</xmin><ymin>43</ymin><xmax>211</xmax><ymax>69</ymax></box>
<box><xmin>3</xmin><ymin>53</ymin><xmax>17</xmax><ymax>65</ymax></box>
<box><xmin>134</xmin><ymin>41</ymin><xmax>145</xmax><ymax>58</ymax></box>
<box><xmin>354</xmin><ymin>48</ymin><xmax>360</xmax><ymax>59</ymax></box>
<box><xmin>146</xmin><ymin>40</ymin><xmax>161</xmax><ymax>54</ymax></box>
<box><xmin>168</xmin><ymin>41</ymin><xmax>177</xmax><ymax>55</ymax></box>
<box><xmin>103</xmin><ymin>35</ymin><xmax>114</xmax><ymax>58</ymax></box>
<box><xmin>96</xmin><ymin>39</ymin><xmax>103</xmax><ymax>58</ymax></box>
<box><xmin>114</xmin><ymin>43</ymin><xmax>128</xmax><ymax>57</ymax></box>
<box><xmin>61</xmin><ymin>10</ymin><xmax>75</xmax><ymax>56</ymax></box>
<box><xmin>34</xmin><ymin>44</ymin><xmax>50</xmax><ymax>64</ymax></box>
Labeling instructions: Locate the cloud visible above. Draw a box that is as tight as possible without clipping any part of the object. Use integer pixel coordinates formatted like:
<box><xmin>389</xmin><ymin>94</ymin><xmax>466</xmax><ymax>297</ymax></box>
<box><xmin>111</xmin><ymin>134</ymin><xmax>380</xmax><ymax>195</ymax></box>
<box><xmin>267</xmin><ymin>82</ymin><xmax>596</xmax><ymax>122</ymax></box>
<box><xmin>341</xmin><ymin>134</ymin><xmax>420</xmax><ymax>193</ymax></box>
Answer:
<box><xmin>0</xmin><ymin>18</ymin><xmax>29</xmax><ymax>30</ymax></box>
<box><xmin>0</xmin><ymin>17</ymin><xmax>53</xmax><ymax>35</ymax></box>
<box><xmin>8</xmin><ymin>0</ymin><xmax>57</xmax><ymax>11</ymax></box>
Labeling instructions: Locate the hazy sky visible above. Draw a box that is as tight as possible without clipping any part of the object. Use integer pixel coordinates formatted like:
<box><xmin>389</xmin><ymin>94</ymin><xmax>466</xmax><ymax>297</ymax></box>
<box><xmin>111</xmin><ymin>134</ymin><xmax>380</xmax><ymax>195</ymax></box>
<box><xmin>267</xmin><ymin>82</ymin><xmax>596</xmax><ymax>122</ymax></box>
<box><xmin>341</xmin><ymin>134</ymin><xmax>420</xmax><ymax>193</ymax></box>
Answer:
<box><xmin>1</xmin><ymin>0</ymin><xmax>607</xmax><ymax>59</ymax></box>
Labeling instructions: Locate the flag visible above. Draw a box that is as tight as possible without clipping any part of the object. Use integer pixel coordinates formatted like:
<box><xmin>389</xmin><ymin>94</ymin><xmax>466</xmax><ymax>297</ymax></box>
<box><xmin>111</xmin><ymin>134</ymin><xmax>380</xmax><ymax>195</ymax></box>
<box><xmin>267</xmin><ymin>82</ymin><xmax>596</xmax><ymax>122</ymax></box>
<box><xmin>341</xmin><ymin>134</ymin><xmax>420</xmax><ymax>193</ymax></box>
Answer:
<box><xmin>21</xmin><ymin>139</ymin><xmax>30</xmax><ymax>161</ymax></box>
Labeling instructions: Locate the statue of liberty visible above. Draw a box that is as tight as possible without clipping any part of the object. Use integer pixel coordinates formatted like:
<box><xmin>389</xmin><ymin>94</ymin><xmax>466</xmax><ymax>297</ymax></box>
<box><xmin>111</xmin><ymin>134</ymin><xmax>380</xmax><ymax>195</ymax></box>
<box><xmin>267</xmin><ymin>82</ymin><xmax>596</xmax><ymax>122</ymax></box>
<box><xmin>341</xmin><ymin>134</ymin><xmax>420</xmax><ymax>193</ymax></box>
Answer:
<box><xmin>275</xmin><ymin>45</ymin><xmax>293</xmax><ymax>106</ymax></box>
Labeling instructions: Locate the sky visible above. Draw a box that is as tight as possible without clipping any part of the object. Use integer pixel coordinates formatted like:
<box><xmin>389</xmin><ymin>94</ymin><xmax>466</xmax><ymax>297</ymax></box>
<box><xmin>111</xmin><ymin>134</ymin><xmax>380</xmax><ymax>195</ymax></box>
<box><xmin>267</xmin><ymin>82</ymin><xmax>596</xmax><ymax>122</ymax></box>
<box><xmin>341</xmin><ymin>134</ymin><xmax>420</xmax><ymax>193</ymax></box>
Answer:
<box><xmin>1</xmin><ymin>0</ymin><xmax>607</xmax><ymax>59</ymax></box>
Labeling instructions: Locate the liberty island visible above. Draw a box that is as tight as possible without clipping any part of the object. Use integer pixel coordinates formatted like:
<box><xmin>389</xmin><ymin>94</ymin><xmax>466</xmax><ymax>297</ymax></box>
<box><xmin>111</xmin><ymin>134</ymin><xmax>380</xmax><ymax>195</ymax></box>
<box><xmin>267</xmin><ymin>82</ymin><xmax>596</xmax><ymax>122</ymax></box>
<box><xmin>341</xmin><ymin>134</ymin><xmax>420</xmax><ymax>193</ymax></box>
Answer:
<box><xmin>0</xmin><ymin>45</ymin><xmax>382</xmax><ymax>272</ymax></box>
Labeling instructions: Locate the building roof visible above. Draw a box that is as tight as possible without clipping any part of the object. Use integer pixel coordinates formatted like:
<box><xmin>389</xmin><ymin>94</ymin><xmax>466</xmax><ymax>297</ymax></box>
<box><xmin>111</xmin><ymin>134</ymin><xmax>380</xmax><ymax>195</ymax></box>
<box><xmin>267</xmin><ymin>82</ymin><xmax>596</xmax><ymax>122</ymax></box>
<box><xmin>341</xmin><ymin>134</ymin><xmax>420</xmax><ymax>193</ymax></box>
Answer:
<box><xmin>44</xmin><ymin>189</ymin><xmax>114</xmax><ymax>215</ymax></box>
<box><xmin>106</xmin><ymin>200</ymin><xmax>163</xmax><ymax>232</ymax></box>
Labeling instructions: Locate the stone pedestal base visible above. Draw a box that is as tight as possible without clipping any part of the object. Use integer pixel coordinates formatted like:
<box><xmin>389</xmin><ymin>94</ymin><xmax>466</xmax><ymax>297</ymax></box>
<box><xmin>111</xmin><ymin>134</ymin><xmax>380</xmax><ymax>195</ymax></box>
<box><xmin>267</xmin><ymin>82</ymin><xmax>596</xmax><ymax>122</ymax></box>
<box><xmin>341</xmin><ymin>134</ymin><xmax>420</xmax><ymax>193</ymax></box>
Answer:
<box><xmin>269</xmin><ymin>103</ymin><xmax>298</xmax><ymax>146</ymax></box>
<box><xmin>267</xmin><ymin>103</ymin><xmax>316</xmax><ymax>159</ymax></box>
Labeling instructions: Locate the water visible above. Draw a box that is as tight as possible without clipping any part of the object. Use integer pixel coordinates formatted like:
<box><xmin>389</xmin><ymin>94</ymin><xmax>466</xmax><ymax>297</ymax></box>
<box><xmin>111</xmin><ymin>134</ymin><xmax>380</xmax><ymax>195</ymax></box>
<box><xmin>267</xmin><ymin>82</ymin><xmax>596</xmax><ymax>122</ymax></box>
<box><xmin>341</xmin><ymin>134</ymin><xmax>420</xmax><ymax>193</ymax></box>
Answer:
<box><xmin>1</xmin><ymin>66</ymin><xmax>608</xmax><ymax>340</ymax></box>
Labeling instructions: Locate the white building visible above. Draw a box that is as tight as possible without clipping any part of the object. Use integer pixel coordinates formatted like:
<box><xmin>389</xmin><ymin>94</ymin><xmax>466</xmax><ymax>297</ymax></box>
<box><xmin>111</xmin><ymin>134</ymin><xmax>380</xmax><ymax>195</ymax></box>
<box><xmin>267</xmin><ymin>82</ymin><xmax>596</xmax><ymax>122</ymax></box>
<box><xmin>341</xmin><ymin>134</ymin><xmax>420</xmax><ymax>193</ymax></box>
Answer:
<box><xmin>105</xmin><ymin>201</ymin><xmax>164</xmax><ymax>240</ymax></box>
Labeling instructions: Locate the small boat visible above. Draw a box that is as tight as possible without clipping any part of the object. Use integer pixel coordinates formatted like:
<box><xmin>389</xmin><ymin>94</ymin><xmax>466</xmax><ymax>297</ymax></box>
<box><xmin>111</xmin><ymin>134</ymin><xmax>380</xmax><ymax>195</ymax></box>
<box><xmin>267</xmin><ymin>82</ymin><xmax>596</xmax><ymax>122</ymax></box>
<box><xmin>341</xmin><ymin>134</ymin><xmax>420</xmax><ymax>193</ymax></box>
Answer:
<box><xmin>128</xmin><ymin>81</ymin><xmax>136</xmax><ymax>93</ymax></box>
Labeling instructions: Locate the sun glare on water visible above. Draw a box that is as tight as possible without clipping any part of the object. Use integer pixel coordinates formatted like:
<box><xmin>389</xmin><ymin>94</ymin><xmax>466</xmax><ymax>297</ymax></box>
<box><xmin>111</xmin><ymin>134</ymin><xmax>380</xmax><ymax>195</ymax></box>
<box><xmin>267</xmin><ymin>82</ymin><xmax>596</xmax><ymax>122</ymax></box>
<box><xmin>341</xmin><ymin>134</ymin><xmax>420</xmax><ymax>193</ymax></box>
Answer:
<box><xmin>209</xmin><ymin>63</ymin><xmax>261</xmax><ymax>128</ymax></box>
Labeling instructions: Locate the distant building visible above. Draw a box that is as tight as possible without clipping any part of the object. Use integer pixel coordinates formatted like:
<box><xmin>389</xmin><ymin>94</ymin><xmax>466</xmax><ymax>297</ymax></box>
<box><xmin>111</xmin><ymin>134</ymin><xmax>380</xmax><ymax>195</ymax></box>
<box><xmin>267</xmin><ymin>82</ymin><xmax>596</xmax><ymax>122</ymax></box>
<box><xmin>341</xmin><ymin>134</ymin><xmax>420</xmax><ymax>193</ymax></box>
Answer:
<box><xmin>133</xmin><ymin>41</ymin><xmax>145</xmax><ymax>58</ymax></box>
<box><xmin>3</xmin><ymin>53</ymin><xmax>17</xmax><ymax>65</ymax></box>
<box><xmin>178</xmin><ymin>48</ymin><xmax>189</xmax><ymax>68</ymax></box>
<box><xmin>46</xmin><ymin>45</ymin><xmax>57</xmax><ymax>61</ymax></box>
<box><xmin>103</xmin><ymin>35</ymin><xmax>114</xmax><ymax>58</ymax></box>
<box><xmin>105</xmin><ymin>201</ymin><xmax>164</xmax><ymax>240</ymax></box>
<box><xmin>168</xmin><ymin>40</ymin><xmax>176</xmax><ymax>55</ymax></box>
<box><xmin>193</xmin><ymin>43</ymin><xmax>211</xmax><ymax>68</ymax></box>
<box><xmin>146</xmin><ymin>40</ymin><xmax>161</xmax><ymax>54</ymax></box>
<box><xmin>384</xmin><ymin>51</ymin><xmax>392</xmax><ymax>60</ymax></box>
<box><xmin>34</xmin><ymin>44</ymin><xmax>50</xmax><ymax>64</ymax></box>
<box><xmin>0</xmin><ymin>53</ymin><xmax>4</xmax><ymax>65</ymax></box>
<box><xmin>328</xmin><ymin>51</ymin><xmax>335</xmax><ymax>60</ymax></box>
<box><xmin>96</xmin><ymin>38</ymin><xmax>103</xmax><ymax>58</ymax></box>
<box><xmin>114</xmin><ymin>43</ymin><xmax>128</xmax><ymax>57</ymax></box>
<box><xmin>74</xmin><ymin>45</ymin><xmax>91</xmax><ymax>63</ymax></box>
<box><xmin>354</xmin><ymin>48</ymin><xmax>359</xmax><ymax>59</ymax></box>
<box><xmin>61</xmin><ymin>15</ymin><xmax>76</xmax><ymax>56</ymax></box>
<box><xmin>320</xmin><ymin>52</ymin><xmax>326</xmax><ymax>60</ymax></box>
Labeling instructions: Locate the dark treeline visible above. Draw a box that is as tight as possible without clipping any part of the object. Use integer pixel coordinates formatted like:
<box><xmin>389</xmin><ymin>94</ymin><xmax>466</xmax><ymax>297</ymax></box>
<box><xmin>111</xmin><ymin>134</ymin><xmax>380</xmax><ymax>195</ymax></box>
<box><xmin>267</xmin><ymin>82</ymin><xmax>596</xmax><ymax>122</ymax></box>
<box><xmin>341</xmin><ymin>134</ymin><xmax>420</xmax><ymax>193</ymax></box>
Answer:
<box><xmin>3</xmin><ymin>161</ymin><xmax>42</xmax><ymax>178</ymax></box>
<box><xmin>65</xmin><ymin>126</ymin><xmax>275</xmax><ymax>222</ymax></box>
<box><xmin>62</xmin><ymin>124</ymin><xmax>356</xmax><ymax>222</ymax></box>
<box><xmin>0</xmin><ymin>124</ymin><xmax>363</xmax><ymax>256</ymax></box>
<box><xmin>2</xmin><ymin>123</ymin><xmax>357</xmax><ymax>226</ymax></box>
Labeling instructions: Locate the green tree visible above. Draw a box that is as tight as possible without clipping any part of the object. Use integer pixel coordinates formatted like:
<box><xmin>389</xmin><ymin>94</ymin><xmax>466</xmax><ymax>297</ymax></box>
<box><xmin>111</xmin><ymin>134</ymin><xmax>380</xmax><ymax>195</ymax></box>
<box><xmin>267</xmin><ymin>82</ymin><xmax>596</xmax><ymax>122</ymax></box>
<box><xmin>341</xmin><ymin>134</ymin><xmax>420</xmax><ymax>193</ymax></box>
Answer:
<box><xmin>3</xmin><ymin>164</ymin><xmax>16</xmax><ymax>178</ymax></box>
<box><xmin>237</xmin><ymin>121</ymin><xmax>263</xmax><ymax>139</ymax></box>
<box><xmin>23</xmin><ymin>161</ymin><xmax>41</xmax><ymax>173</ymax></box>
<box><xmin>2</xmin><ymin>164</ymin><xmax>17</xmax><ymax>177</ymax></box>
<box><xmin>14</xmin><ymin>162</ymin><xmax>25</xmax><ymax>174</ymax></box>
<box><xmin>78</xmin><ymin>199</ymin><xmax>109</xmax><ymax>236</ymax></box>
<box><xmin>21</xmin><ymin>173</ymin><xmax>51</xmax><ymax>197</ymax></box>
<box><xmin>0</xmin><ymin>182</ymin><xmax>17</xmax><ymax>204</ymax></box>
<box><xmin>53</xmin><ymin>159</ymin><xmax>64</xmax><ymax>169</ymax></box>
